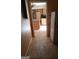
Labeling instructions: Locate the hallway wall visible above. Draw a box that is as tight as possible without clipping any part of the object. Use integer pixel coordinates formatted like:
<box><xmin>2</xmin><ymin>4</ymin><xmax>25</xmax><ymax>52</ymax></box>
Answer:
<box><xmin>47</xmin><ymin>0</ymin><xmax>58</xmax><ymax>37</ymax></box>
<box><xmin>21</xmin><ymin>17</ymin><xmax>32</xmax><ymax>56</ymax></box>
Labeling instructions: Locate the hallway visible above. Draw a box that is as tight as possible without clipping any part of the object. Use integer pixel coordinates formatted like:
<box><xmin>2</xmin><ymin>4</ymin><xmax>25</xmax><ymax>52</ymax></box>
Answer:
<box><xmin>21</xmin><ymin>0</ymin><xmax>58</xmax><ymax>58</ymax></box>
<box><xmin>26</xmin><ymin>29</ymin><xmax>58</xmax><ymax>59</ymax></box>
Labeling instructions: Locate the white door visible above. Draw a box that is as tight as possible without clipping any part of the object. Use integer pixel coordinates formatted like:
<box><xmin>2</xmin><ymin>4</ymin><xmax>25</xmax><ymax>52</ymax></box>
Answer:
<box><xmin>50</xmin><ymin>12</ymin><xmax>55</xmax><ymax>41</ymax></box>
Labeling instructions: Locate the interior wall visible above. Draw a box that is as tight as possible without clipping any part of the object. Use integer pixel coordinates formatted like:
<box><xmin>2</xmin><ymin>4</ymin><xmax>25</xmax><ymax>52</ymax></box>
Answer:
<box><xmin>21</xmin><ymin>16</ymin><xmax>32</xmax><ymax>56</ymax></box>
<box><xmin>47</xmin><ymin>0</ymin><xmax>58</xmax><ymax>45</ymax></box>
<box><xmin>21</xmin><ymin>0</ymin><xmax>32</xmax><ymax>56</ymax></box>
<box><xmin>47</xmin><ymin>0</ymin><xmax>58</xmax><ymax>37</ymax></box>
<box><xmin>26</xmin><ymin>0</ymin><xmax>35</xmax><ymax>37</ymax></box>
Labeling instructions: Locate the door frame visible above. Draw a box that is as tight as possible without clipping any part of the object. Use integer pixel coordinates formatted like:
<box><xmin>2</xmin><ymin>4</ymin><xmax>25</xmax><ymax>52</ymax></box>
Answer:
<box><xmin>25</xmin><ymin>0</ymin><xmax>34</xmax><ymax>37</ymax></box>
<box><xmin>29</xmin><ymin>1</ymin><xmax>48</xmax><ymax>37</ymax></box>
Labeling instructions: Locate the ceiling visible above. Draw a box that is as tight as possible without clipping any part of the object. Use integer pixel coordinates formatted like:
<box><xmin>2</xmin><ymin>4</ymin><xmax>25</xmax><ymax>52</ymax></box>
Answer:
<box><xmin>31</xmin><ymin>2</ymin><xmax>46</xmax><ymax>9</ymax></box>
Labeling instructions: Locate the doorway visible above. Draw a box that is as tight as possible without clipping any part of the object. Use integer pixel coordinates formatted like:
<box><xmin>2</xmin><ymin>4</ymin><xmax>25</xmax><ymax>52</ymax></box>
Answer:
<box><xmin>31</xmin><ymin>2</ymin><xmax>47</xmax><ymax>37</ymax></box>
